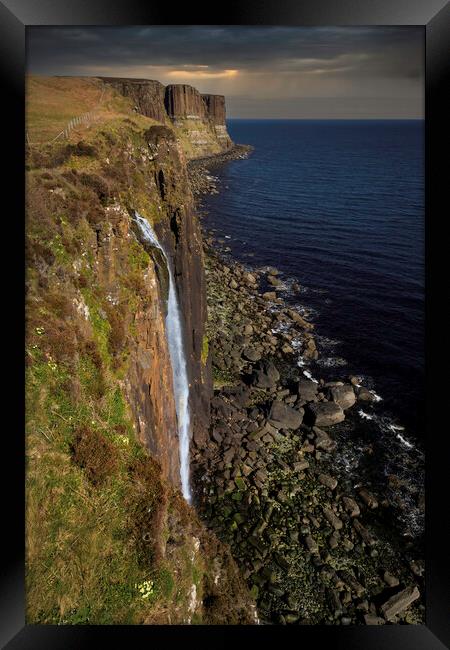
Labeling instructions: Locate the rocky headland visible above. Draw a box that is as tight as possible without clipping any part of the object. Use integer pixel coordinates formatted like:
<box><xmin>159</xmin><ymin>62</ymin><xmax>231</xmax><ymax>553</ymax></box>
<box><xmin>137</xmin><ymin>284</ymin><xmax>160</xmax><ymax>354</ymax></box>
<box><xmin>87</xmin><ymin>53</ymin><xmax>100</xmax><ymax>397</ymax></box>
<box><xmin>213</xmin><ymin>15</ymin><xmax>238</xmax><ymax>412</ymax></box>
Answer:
<box><xmin>25</xmin><ymin>75</ymin><xmax>424</xmax><ymax>626</ymax></box>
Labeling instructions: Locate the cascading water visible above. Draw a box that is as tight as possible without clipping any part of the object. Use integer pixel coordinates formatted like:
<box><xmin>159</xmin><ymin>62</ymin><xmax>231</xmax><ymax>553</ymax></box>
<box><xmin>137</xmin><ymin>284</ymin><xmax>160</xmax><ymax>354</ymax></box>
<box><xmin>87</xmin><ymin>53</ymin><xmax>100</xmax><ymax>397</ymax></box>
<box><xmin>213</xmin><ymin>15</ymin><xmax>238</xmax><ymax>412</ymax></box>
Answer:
<box><xmin>133</xmin><ymin>212</ymin><xmax>192</xmax><ymax>503</ymax></box>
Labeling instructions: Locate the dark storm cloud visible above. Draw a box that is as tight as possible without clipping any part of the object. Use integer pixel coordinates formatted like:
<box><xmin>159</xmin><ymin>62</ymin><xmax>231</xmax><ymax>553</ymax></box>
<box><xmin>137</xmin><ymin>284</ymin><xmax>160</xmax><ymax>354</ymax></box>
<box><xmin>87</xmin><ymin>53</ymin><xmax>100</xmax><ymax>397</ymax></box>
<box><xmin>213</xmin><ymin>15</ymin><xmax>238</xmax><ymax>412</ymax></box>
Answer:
<box><xmin>27</xmin><ymin>26</ymin><xmax>424</xmax><ymax>118</ymax></box>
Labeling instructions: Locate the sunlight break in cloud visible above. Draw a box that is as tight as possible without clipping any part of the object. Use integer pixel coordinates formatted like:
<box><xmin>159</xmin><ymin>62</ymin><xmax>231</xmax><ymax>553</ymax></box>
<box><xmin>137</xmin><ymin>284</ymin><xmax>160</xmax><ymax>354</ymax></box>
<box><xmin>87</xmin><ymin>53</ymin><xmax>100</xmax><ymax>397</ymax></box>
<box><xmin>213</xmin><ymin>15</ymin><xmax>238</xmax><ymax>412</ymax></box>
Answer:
<box><xmin>167</xmin><ymin>69</ymin><xmax>239</xmax><ymax>80</ymax></box>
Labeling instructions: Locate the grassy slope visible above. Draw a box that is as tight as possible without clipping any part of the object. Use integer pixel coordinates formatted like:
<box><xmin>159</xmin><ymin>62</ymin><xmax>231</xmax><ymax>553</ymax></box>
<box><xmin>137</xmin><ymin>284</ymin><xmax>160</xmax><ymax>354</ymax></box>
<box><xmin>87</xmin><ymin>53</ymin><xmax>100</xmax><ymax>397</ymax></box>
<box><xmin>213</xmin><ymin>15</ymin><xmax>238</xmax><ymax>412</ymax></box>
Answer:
<box><xmin>25</xmin><ymin>76</ymin><xmax>253</xmax><ymax>625</ymax></box>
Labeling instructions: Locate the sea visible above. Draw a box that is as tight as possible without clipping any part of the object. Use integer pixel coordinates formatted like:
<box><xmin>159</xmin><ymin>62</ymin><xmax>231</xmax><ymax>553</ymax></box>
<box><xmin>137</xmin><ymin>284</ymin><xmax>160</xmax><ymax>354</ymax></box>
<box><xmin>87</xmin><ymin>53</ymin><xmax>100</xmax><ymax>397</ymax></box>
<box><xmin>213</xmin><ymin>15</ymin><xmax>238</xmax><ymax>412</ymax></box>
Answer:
<box><xmin>202</xmin><ymin>119</ymin><xmax>425</xmax><ymax>540</ymax></box>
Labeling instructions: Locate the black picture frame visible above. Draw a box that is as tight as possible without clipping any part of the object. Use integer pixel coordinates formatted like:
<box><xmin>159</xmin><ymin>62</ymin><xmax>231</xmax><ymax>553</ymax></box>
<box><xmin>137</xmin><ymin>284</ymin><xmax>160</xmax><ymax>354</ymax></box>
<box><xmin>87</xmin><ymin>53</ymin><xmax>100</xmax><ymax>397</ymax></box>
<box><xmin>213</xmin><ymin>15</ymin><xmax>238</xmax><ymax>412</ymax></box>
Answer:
<box><xmin>1</xmin><ymin>1</ymin><xmax>448</xmax><ymax>647</ymax></box>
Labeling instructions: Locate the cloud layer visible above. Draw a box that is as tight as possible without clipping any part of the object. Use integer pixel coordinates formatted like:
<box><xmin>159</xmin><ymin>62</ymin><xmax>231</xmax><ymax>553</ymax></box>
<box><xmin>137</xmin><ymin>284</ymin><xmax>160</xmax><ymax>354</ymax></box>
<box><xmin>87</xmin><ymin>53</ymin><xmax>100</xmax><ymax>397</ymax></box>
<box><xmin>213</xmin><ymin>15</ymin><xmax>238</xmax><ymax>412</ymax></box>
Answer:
<box><xmin>27</xmin><ymin>26</ymin><xmax>424</xmax><ymax>118</ymax></box>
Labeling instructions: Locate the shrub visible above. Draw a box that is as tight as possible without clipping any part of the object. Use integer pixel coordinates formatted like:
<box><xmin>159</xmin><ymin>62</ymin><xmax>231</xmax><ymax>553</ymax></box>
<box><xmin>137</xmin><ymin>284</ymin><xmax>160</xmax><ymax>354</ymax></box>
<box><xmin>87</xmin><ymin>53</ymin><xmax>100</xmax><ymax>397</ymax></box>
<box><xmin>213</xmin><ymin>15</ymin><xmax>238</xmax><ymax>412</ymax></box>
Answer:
<box><xmin>79</xmin><ymin>173</ymin><xmax>112</xmax><ymax>205</ymax></box>
<box><xmin>71</xmin><ymin>426</ymin><xmax>117</xmax><ymax>486</ymax></box>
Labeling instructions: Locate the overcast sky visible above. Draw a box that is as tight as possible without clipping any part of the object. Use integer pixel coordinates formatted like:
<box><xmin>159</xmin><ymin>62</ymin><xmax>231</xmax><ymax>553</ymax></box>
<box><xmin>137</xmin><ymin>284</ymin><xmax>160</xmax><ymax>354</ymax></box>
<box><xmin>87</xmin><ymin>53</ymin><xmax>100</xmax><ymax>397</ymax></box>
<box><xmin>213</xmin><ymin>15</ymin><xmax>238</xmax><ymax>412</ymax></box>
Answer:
<box><xmin>27</xmin><ymin>26</ymin><xmax>424</xmax><ymax>119</ymax></box>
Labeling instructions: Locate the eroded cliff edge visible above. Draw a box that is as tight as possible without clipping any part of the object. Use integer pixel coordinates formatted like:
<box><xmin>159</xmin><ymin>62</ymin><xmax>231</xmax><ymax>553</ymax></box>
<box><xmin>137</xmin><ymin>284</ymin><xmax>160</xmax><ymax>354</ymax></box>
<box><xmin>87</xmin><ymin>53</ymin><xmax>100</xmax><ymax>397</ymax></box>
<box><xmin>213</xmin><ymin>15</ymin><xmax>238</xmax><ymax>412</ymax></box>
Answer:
<box><xmin>25</xmin><ymin>76</ymin><xmax>253</xmax><ymax>624</ymax></box>
<box><xmin>100</xmin><ymin>77</ymin><xmax>233</xmax><ymax>157</ymax></box>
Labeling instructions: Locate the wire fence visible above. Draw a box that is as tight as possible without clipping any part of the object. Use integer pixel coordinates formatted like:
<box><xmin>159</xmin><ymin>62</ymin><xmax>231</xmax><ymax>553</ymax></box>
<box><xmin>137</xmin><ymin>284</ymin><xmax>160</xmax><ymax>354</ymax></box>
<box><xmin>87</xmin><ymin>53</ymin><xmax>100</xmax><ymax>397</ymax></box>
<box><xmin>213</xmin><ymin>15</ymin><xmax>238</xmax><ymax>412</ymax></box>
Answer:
<box><xmin>27</xmin><ymin>85</ymin><xmax>106</xmax><ymax>146</ymax></box>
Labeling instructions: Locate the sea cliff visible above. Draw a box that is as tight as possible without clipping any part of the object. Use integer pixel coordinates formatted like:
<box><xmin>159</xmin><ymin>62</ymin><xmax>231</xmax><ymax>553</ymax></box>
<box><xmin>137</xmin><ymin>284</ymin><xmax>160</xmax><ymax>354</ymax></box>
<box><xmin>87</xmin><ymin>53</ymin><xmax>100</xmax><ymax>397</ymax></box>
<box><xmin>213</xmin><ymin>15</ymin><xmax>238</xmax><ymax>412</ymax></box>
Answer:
<box><xmin>25</xmin><ymin>75</ymin><xmax>253</xmax><ymax>624</ymax></box>
<box><xmin>25</xmin><ymin>75</ymin><xmax>423</xmax><ymax>626</ymax></box>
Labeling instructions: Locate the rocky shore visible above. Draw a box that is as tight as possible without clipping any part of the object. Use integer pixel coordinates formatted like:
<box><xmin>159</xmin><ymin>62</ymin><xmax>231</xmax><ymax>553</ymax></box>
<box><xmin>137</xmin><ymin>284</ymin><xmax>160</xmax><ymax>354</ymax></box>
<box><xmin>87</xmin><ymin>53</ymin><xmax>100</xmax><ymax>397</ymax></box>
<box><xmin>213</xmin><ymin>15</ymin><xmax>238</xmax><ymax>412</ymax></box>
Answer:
<box><xmin>188</xmin><ymin>144</ymin><xmax>254</xmax><ymax>196</ymax></box>
<box><xmin>190</xmin><ymin>153</ymin><xmax>425</xmax><ymax>625</ymax></box>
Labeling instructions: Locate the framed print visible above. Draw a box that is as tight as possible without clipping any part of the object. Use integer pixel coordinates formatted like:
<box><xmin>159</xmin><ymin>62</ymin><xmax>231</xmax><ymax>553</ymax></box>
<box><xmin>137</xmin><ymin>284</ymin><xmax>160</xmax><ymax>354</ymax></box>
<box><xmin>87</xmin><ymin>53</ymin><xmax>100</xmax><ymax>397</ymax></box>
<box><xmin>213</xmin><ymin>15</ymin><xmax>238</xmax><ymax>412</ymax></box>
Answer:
<box><xmin>1</xmin><ymin>0</ymin><xmax>448</xmax><ymax>647</ymax></box>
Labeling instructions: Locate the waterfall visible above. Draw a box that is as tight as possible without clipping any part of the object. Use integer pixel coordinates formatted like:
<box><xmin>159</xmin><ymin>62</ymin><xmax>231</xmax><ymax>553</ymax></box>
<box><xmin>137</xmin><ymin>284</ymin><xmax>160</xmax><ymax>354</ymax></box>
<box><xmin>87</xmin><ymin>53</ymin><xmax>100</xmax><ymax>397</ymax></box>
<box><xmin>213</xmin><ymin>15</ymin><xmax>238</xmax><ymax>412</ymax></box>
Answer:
<box><xmin>133</xmin><ymin>212</ymin><xmax>192</xmax><ymax>503</ymax></box>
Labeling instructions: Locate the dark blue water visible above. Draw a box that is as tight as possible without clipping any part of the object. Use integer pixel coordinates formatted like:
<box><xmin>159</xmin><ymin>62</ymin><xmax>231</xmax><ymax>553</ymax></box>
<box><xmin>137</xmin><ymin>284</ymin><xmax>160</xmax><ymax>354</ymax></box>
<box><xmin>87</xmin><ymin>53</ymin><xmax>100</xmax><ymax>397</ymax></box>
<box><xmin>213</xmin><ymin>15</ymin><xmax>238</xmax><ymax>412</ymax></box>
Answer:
<box><xmin>204</xmin><ymin>119</ymin><xmax>424</xmax><ymax>442</ymax></box>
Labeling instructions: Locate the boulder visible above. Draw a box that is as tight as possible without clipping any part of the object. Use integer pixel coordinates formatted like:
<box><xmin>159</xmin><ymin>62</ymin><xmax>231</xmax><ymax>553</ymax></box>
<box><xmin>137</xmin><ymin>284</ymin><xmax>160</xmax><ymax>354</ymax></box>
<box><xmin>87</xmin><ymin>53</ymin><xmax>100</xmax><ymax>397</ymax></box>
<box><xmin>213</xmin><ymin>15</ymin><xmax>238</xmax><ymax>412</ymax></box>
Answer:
<box><xmin>306</xmin><ymin>402</ymin><xmax>345</xmax><ymax>427</ymax></box>
<box><xmin>359</xmin><ymin>488</ymin><xmax>378</xmax><ymax>509</ymax></box>
<box><xmin>342</xmin><ymin>496</ymin><xmax>360</xmax><ymax>518</ymax></box>
<box><xmin>330</xmin><ymin>384</ymin><xmax>356</xmax><ymax>410</ymax></box>
<box><xmin>319</xmin><ymin>474</ymin><xmax>338</xmax><ymax>490</ymax></box>
<box><xmin>244</xmin><ymin>272</ymin><xmax>257</xmax><ymax>285</ymax></box>
<box><xmin>269</xmin><ymin>400</ymin><xmax>303</xmax><ymax>429</ymax></box>
<box><xmin>287</xmin><ymin>309</ymin><xmax>314</xmax><ymax>330</ymax></box>
<box><xmin>313</xmin><ymin>426</ymin><xmax>336</xmax><ymax>452</ymax></box>
<box><xmin>380</xmin><ymin>585</ymin><xmax>420</xmax><ymax>622</ymax></box>
<box><xmin>242</xmin><ymin>347</ymin><xmax>261</xmax><ymax>362</ymax></box>
<box><xmin>262</xmin><ymin>292</ymin><xmax>276</xmax><ymax>301</ymax></box>
<box><xmin>252</xmin><ymin>360</ymin><xmax>280</xmax><ymax>388</ymax></box>
<box><xmin>323</xmin><ymin>506</ymin><xmax>343</xmax><ymax>529</ymax></box>
<box><xmin>383</xmin><ymin>572</ymin><xmax>400</xmax><ymax>588</ymax></box>
<box><xmin>364</xmin><ymin>614</ymin><xmax>385</xmax><ymax>625</ymax></box>
<box><xmin>297</xmin><ymin>379</ymin><xmax>318</xmax><ymax>403</ymax></box>
<box><xmin>357</xmin><ymin>387</ymin><xmax>377</xmax><ymax>402</ymax></box>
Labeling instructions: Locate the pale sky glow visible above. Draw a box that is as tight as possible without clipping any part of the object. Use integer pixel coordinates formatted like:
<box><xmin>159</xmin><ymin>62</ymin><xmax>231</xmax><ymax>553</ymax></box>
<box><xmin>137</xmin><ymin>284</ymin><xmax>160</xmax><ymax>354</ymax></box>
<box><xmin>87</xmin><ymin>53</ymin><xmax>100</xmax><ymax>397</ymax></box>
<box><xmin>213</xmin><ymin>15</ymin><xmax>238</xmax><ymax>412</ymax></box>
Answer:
<box><xmin>27</xmin><ymin>26</ymin><xmax>424</xmax><ymax>118</ymax></box>
<box><xmin>166</xmin><ymin>69</ymin><xmax>239</xmax><ymax>79</ymax></box>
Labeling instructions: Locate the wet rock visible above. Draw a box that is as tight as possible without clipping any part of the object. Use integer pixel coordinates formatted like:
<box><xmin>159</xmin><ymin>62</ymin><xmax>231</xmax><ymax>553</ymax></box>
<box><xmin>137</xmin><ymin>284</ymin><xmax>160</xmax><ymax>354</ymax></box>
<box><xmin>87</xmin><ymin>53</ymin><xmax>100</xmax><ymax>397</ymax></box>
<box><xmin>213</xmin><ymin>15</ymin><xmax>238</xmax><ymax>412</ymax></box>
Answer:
<box><xmin>268</xmin><ymin>400</ymin><xmax>303</xmax><ymax>430</ymax></box>
<box><xmin>267</xmin><ymin>275</ymin><xmax>282</xmax><ymax>287</ymax></box>
<box><xmin>329</xmin><ymin>384</ymin><xmax>356</xmax><ymax>410</ymax></box>
<box><xmin>287</xmin><ymin>309</ymin><xmax>314</xmax><ymax>330</ymax></box>
<box><xmin>357</xmin><ymin>386</ymin><xmax>377</xmax><ymax>402</ymax></box>
<box><xmin>380</xmin><ymin>585</ymin><xmax>420</xmax><ymax>622</ymax></box>
<box><xmin>303</xmin><ymin>338</ymin><xmax>318</xmax><ymax>359</ymax></box>
<box><xmin>262</xmin><ymin>291</ymin><xmax>277</xmax><ymax>301</ymax></box>
<box><xmin>306</xmin><ymin>402</ymin><xmax>345</xmax><ymax>427</ymax></box>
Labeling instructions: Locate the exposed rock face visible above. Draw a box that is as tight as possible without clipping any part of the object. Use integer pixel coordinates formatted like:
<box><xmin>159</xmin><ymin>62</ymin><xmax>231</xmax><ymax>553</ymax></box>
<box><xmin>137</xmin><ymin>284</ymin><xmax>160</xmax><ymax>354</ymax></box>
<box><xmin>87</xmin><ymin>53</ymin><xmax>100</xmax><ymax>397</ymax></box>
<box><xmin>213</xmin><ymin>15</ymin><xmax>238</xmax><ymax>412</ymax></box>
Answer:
<box><xmin>101</xmin><ymin>78</ymin><xmax>233</xmax><ymax>157</ymax></box>
<box><xmin>202</xmin><ymin>94</ymin><xmax>226</xmax><ymax>124</ymax></box>
<box><xmin>165</xmin><ymin>84</ymin><xmax>207</xmax><ymax>120</ymax></box>
<box><xmin>149</xmin><ymin>131</ymin><xmax>212</xmax><ymax>450</ymax></box>
<box><xmin>100</xmin><ymin>77</ymin><xmax>167</xmax><ymax>122</ymax></box>
<box><xmin>202</xmin><ymin>94</ymin><xmax>232</xmax><ymax>148</ymax></box>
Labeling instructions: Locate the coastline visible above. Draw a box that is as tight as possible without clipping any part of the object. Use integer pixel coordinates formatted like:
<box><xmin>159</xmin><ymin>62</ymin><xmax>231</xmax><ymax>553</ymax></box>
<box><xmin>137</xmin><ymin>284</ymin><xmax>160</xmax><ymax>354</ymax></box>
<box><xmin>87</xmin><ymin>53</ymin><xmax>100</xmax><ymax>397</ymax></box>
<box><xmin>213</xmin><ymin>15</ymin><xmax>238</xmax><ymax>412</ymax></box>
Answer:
<box><xmin>191</xmin><ymin>148</ymin><xmax>425</xmax><ymax>625</ymax></box>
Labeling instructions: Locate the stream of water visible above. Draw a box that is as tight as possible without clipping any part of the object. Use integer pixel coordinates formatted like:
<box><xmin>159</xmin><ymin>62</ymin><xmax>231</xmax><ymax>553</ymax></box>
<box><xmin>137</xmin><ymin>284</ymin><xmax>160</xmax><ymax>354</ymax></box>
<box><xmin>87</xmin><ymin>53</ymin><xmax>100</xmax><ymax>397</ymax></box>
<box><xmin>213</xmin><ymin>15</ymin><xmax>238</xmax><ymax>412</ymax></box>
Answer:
<box><xmin>133</xmin><ymin>212</ymin><xmax>192</xmax><ymax>502</ymax></box>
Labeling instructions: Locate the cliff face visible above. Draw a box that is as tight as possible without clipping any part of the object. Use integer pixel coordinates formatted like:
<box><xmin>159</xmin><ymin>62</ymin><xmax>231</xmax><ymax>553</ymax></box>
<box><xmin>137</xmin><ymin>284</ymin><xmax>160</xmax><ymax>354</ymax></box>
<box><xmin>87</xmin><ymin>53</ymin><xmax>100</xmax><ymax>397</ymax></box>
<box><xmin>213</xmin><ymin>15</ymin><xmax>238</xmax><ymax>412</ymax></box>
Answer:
<box><xmin>202</xmin><ymin>94</ymin><xmax>226</xmax><ymax>125</ymax></box>
<box><xmin>165</xmin><ymin>84</ymin><xmax>207</xmax><ymax>120</ymax></box>
<box><xmin>101</xmin><ymin>77</ymin><xmax>233</xmax><ymax>157</ymax></box>
<box><xmin>25</xmin><ymin>76</ymin><xmax>253</xmax><ymax>623</ymax></box>
<box><xmin>99</xmin><ymin>77</ymin><xmax>167</xmax><ymax>123</ymax></box>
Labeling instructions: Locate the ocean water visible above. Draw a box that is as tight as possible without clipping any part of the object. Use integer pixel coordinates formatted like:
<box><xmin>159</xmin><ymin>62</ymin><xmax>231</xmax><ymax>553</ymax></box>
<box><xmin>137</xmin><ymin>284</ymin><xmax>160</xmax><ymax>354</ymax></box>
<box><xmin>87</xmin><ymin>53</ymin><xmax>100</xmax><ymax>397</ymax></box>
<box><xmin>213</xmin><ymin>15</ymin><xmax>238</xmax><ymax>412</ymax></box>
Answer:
<box><xmin>203</xmin><ymin>119</ymin><xmax>425</xmax><ymax>536</ymax></box>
